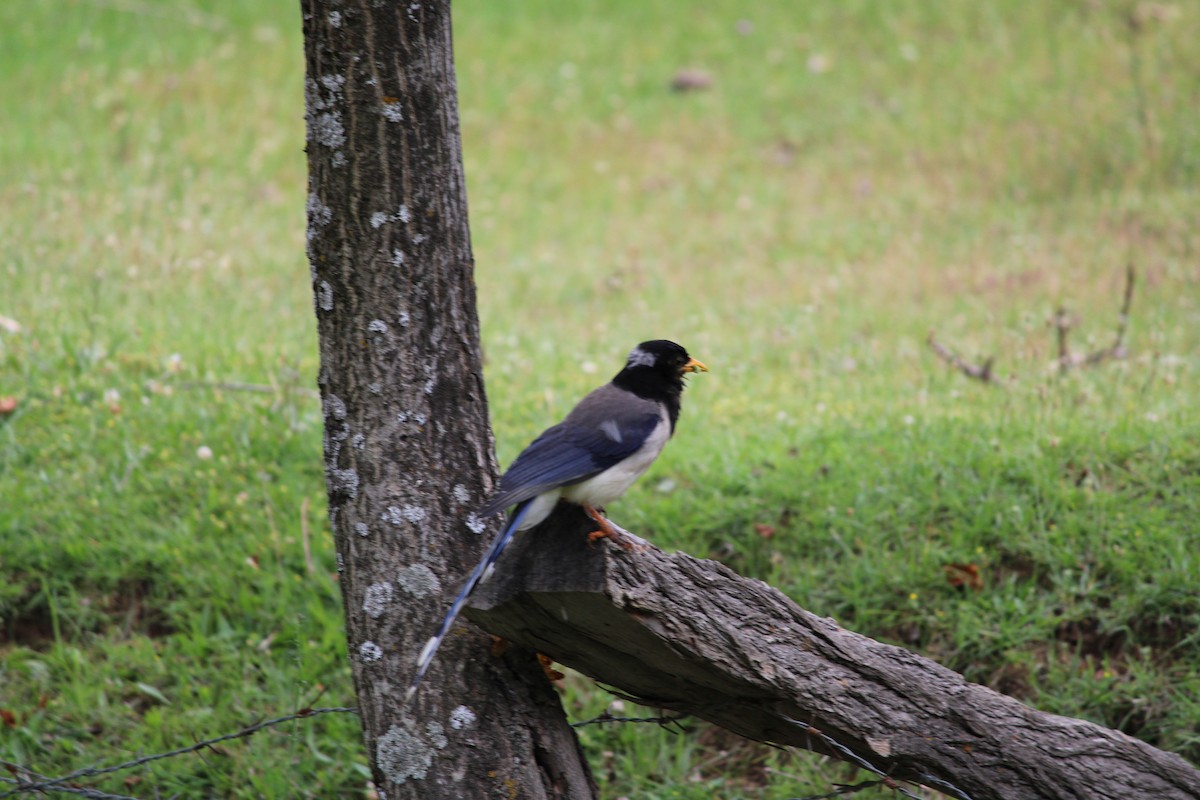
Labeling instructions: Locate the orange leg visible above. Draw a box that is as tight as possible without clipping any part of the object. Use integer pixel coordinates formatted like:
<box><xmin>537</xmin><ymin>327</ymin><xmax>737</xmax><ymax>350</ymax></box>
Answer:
<box><xmin>583</xmin><ymin>504</ymin><xmax>636</xmax><ymax>551</ymax></box>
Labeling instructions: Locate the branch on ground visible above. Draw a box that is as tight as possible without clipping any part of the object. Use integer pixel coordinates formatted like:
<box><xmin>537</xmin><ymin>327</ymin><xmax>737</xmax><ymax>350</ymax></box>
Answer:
<box><xmin>929</xmin><ymin>264</ymin><xmax>1136</xmax><ymax>384</ymax></box>
<box><xmin>466</xmin><ymin>503</ymin><xmax>1200</xmax><ymax>800</ymax></box>
<box><xmin>926</xmin><ymin>332</ymin><xmax>1002</xmax><ymax>386</ymax></box>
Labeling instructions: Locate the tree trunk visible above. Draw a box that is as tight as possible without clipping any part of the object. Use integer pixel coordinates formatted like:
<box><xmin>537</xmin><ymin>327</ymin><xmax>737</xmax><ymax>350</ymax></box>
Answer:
<box><xmin>301</xmin><ymin>2</ymin><xmax>595</xmax><ymax>797</ymax></box>
<box><xmin>468</xmin><ymin>504</ymin><xmax>1200</xmax><ymax>800</ymax></box>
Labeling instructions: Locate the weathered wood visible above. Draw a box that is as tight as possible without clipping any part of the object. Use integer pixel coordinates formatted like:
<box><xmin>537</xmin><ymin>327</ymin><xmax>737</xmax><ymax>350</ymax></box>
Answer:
<box><xmin>302</xmin><ymin>2</ymin><xmax>596</xmax><ymax>797</ymax></box>
<box><xmin>467</xmin><ymin>503</ymin><xmax>1200</xmax><ymax>800</ymax></box>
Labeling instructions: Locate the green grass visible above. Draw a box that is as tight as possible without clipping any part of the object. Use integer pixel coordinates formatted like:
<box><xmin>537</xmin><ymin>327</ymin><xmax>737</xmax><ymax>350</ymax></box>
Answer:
<box><xmin>2</xmin><ymin>1</ymin><xmax>1198</xmax><ymax>797</ymax></box>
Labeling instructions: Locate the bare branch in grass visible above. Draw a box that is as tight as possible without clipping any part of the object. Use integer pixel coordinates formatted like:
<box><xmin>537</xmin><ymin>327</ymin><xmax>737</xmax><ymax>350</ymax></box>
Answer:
<box><xmin>926</xmin><ymin>332</ymin><xmax>1002</xmax><ymax>386</ymax></box>
<box><xmin>931</xmin><ymin>265</ymin><xmax>1136</xmax><ymax>384</ymax></box>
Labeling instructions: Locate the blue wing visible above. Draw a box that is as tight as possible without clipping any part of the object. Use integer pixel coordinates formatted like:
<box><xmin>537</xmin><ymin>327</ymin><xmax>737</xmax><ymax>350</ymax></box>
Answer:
<box><xmin>404</xmin><ymin>499</ymin><xmax>534</xmax><ymax>706</ymax></box>
<box><xmin>477</xmin><ymin>386</ymin><xmax>663</xmax><ymax>518</ymax></box>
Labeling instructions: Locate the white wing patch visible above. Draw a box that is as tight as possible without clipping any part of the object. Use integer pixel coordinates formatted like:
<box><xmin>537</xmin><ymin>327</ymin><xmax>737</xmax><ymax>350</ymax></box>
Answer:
<box><xmin>599</xmin><ymin>419</ymin><xmax>623</xmax><ymax>443</ymax></box>
<box><xmin>626</xmin><ymin>346</ymin><xmax>657</xmax><ymax>368</ymax></box>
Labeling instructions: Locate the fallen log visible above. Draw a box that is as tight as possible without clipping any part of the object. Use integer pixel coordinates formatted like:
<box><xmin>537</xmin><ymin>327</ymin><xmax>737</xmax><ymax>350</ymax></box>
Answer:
<box><xmin>466</xmin><ymin>504</ymin><xmax>1200</xmax><ymax>800</ymax></box>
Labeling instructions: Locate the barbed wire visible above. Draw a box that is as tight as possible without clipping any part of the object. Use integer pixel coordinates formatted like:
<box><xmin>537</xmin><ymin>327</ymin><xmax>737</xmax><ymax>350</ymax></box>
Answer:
<box><xmin>0</xmin><ymin>706</ymin><xmax>357</xmax><ymax>798</ymax></box>
<box><xmin>780</xmin><ymin>715</ymin><xmax>973</xmax><ymax>800</ymax></box>
<box><xmin>570</xmin><ymin>711</ymin><xmax>690</xmax><ymax>734</ymax></box>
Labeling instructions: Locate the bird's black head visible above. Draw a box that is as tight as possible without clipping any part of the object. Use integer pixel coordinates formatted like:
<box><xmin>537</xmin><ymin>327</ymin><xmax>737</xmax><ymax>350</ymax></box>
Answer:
<box><xmin>612</xmin><ymin>340</ymin><xmax>707</xmax><ymax>428</ymax></box>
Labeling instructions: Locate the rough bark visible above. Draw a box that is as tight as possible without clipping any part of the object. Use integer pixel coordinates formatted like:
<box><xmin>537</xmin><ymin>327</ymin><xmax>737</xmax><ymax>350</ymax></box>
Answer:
<box><xmin>468</xmin><ymin>504</ymin><xmax>1200</xmax><ymax>800</ymax></box>
<box><xmin>301</xmin><ymin>2</ymin><xmax>595</xmax><ymax>797</ymax></box>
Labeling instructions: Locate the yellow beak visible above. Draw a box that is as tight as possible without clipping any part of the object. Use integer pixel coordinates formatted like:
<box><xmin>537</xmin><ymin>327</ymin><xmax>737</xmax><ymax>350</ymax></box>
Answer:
<box><xmin>682</xmin><ymin>357</ymin><xmax>708</xmax><ymax>374</ymax></box>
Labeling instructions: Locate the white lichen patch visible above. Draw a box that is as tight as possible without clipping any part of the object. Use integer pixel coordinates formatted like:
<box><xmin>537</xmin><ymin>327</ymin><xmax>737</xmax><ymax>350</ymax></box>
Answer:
<box><xmin>401</xmin><ymin>504</ymin><xmax>426</xmax><ymax>522</ymax></box>
<box><xmin>362</xmin><ymin>582</ymin><xmax>394</xmax><ymax>619</ymax></box>
<box><xmin>423</xmin><ymin>378</ymin><xmax>435</xmax><ymax>395</ymax></box>
<box><xmin>336</xmin><ymin>552</ymin><xmax>344</xmax><ymax>573</ymax></box>
<box><xmin>311</xmin><ymin>111</ymin><xmax>345</xmax><ymax>149</ymax></box>
<box><xmin>320</xmin><ymin>74</ymin><xmax>345</xmax><ymax>95</ymax></box>
<box><xmin>465</xmin><ymin>514</ymin><xmax>486</xmax><ymax>535</ymax></box>
<box><xmin>425</xmin><ymin>721</ymin><xmax>448</xmax><ymax>750</ymax></box>
<box><xmin>330</xmin><ymin>467</ymin><xmax>359</xmax><ymax>499</ymax></box>
<box><xmin>324</xmin><ymin>394</ymin><xmax>347</xmax><ymax>420</ymax></box>
<box><xmin>368</xmin><ymin>382</ymin><xmax>382</xmax><ymax>395</ymax></box>
<box><xmin>368</xmin><ymin>319</ymin><xmax>389</xmax><ymax>334</ymax></box>
<box><xmin>397</xmin><ymin>204</ymin><xmax>411</xmax><ymax>224</ymax></box>
<box><xmin>370</xmin><ymin>211</ymin><xmax>390</xmax><ymax>229</ymax></box>
<box><xmin>306</xmin><ymin>192</ymin><xmax>333</xmax><ymax>235</ymax></box>
<box><xmin>381</xmin><ymin>102</ymin><xmax>403</xmax><ymax>123</ymax></box>
<box><xmin>352</xmin><ymin>432</ymin><xmax>365</xmax><ymax>450</ymax></box>
<box><xmin>397</xmin><ymin>310</ymin><xmax>411</xmax><ymax>327</ymax></box>
<box><xmin>359</xmin><ymin>640</ymin><xmax>383</xmax><ymax>662</ymax></box>
<box><xmin>355</xmin><ymin>522</ymin><xmax>369</xmax><ymax>538</ymax></box>
<box><xmin>412</xmin><ymin>233</ymin><xmax>427</xmax><ymax>245</ymax></box>
<box><xmin>328</xmin><ymin>10</ymin><xmax>342</xmax><ymax>27</ymax></box>
<box><xmin>448</xmin><ymin>705</ymin><xmax>476</xmax><ymax>730</ymax></box>
<box><xmin>391</xmin><ymin>249</ymin><xmax>406</xmax><ymax>267</ymax></box>
<box><xmin>452</xmin><ymin>484</ymin><xmax>471</xmax><ymax>505</ymax></box>
<box><xmin>318</xmin><ymin>281</ymin><xmax>334</xmax><ymax>311</ymax></box>
<box><xmin>377</xmin><ymin>724</ymin><xmax>434</xmax><ymax>785</ymax></box>
<box><xmin>396</xmin><ymin>564</ymin><xmax>440</xmax><ymax>597</ymax></box>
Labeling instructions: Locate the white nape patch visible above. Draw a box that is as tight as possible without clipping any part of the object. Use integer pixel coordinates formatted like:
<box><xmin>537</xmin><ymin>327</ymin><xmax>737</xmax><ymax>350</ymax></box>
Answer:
<box><xmin>359</xmin><ymin>640</ymin><xmax>383</xmax><ymax>662</ymax></box>
<box><xmin>599</xmin><ymin>419</ymin><xmax>623</xmax><ymax>443</ymax></box>
<box><xmin>396</xmin><ymin>563</ymin><xmax>440</xmax><ymax>597</ymax></box>
<box><xmin>448</xmin><ymin>705</ymin><xmax>476</xmax><ymax>730</ymax></box>
<box><xmin>626</xmin><ymin>346</ymin><xmax>656</xmax><ymax>368</ymax></box>
<box><xmin>377</xmin><ymin>723</ymin><xmax>435</xmax><ymax>785</ymax></box>
<box><xmin>363</xmin><ymin>582</ymin><xmax>393</xmax><ymax>618</ymax></box>
<box><xmin>452</xmin><ymin>484</ymin><xmax>471</xmax><ymax>505</ymax></box>
<box><xmin>355</xmin><ymin>522</ymin><xmax>369</xmax><ymax>538</ymax></box>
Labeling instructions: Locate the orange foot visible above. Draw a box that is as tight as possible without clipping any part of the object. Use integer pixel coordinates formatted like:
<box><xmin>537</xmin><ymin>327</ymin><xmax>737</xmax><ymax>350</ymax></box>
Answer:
<box><xmin>583</xmin><ymin>504</ymin><xmax>637</xmax><ymax>551</ymax></box>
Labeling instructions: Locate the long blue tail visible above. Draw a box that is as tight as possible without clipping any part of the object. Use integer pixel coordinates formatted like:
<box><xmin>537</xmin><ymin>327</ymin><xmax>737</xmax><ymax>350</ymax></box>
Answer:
<box><xmin>403</xmin><ymin>500</ymin><xmax>533</xmax><ymax>705</ymax></box>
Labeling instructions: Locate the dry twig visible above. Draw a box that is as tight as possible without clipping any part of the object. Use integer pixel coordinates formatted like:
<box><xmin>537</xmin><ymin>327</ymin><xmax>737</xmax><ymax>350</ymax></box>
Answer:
<box><xmin>926</xmin><ymin>332</ymin><xmax>1001</xmax><ymax>386</ymax></box>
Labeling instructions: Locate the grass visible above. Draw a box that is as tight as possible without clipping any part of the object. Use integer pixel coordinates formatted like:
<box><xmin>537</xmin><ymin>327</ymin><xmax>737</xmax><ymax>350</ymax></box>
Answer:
<box><xmin>2</xmin><ymin>0</ymin><xmax>1198</xmax><ymax>797</ymax></box>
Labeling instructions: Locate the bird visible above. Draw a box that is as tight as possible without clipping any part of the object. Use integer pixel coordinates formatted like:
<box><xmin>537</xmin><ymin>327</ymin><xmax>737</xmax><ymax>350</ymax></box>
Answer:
<box><xmin>404</xmin><ymin>339</ymin><xmax>707</xmax><ymax>704</ymax></box>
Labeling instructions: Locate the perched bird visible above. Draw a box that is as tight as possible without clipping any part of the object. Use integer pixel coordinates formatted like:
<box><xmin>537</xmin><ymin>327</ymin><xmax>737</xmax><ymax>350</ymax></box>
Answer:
<box><xmin>405</xmin><ymin>340</ymin><xmax>707</xmax><ymax>704</ymax></box>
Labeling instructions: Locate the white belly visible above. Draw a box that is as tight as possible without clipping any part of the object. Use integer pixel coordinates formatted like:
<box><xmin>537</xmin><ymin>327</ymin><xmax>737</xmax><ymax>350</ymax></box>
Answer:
<box><xmin>561</xmin><ymin>408</ymin><xmax>670</xmax><ymax>508</ymax></box>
